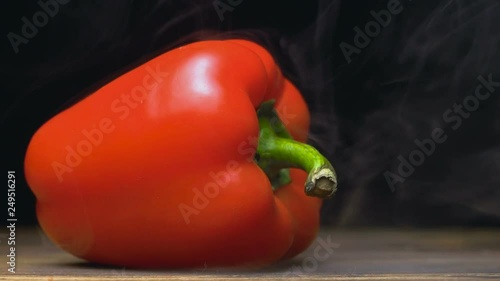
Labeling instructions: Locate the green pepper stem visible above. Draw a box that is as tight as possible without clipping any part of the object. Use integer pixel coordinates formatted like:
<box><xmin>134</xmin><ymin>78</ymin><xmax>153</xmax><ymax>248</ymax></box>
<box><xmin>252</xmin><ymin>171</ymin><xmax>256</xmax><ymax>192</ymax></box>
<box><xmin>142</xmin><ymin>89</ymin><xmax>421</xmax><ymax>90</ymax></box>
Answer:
<box><xmin>256</xmin><ymin>102</ymin><xmax>338</xmax><ymax>199</ymax></box>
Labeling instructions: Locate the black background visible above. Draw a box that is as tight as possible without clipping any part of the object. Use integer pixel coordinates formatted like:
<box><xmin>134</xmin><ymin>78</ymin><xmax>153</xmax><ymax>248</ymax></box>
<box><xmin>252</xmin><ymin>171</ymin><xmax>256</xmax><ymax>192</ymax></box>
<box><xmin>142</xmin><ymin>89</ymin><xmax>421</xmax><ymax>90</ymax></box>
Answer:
<box><xmin>2</xmin><ymin>0</ymin><xmax>500</xmax><ymax>226</ymax></box>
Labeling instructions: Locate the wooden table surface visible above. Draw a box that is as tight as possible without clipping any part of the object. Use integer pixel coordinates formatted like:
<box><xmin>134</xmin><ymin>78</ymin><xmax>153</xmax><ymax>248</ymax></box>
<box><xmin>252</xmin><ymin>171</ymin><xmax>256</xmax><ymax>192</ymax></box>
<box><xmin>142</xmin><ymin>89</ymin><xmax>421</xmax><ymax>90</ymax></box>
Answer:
<box><xmin>1</xmin><ymin>227</ymin><xmax>500</xmax><ymax>280</ymax></box>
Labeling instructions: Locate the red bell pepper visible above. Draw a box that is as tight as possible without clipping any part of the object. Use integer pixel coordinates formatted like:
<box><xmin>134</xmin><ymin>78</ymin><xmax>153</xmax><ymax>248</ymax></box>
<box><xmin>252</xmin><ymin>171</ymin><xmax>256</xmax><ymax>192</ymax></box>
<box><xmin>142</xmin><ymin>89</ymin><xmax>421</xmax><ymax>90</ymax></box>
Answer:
<box><xmin>24</xmin><ymin>39</ymin><xmax>337</xmax><ymax>268</ymax></box>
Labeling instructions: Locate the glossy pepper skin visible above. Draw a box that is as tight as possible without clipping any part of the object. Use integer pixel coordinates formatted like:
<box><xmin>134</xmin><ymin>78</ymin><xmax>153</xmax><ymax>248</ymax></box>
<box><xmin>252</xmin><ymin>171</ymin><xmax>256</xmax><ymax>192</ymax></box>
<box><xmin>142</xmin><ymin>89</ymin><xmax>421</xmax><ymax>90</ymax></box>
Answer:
<box><xmin>25</xmin><ymin>40</ymin><xmax>333</xmax><ymax>268</ymax></box>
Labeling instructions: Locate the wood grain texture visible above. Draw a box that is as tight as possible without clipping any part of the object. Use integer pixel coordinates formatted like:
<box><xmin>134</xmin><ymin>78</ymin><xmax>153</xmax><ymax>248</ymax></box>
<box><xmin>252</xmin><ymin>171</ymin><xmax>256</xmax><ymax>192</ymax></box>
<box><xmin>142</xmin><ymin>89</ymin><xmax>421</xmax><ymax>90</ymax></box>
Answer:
<box><xmin>1</xmin><ymin>227</ymin><xmax>499</xmax><ymax>280</ymax></box>
<box><xmin>2</xmin><ymin>274</ymin><xmax>500</xmax><ymax>281</ymax></box>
